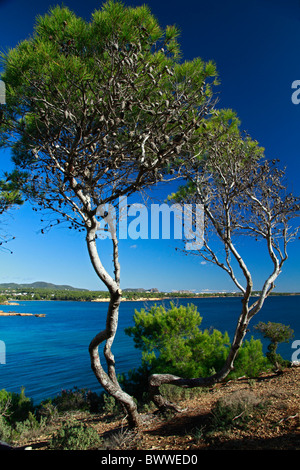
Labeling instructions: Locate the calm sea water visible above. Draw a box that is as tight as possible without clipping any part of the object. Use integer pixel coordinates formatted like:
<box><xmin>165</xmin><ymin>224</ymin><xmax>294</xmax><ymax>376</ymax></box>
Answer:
<box><xmin>0</xmin><ymin>296</ymin><xmax>299</xmax><ymax>404</ymax></box>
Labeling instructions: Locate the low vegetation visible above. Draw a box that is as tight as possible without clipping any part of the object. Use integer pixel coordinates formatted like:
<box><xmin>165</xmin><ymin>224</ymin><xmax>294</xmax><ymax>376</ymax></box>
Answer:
<box><xmin>0</xmin><ymin>367</ymin><xmax>299</xmax><ymax>450</ymax></box>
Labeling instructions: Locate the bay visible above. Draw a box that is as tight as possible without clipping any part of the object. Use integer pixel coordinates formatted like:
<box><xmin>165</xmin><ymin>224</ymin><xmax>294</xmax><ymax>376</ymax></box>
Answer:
<box><xmin>0</xmin><ymin>295</ymin><xmax>299</xmax><ymax>404</ymax></box>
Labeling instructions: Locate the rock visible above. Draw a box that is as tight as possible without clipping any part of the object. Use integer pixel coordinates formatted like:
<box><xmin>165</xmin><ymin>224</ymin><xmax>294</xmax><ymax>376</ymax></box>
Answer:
<box><xmin>0</xmin><ymin>311</ymin><xmax>45</xmax><ymax>317</ymax></box>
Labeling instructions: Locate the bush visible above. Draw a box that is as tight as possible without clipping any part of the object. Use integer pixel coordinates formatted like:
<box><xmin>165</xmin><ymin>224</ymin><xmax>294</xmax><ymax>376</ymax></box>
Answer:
<box><xmin>210</xmin><ymin>390</ymin><xmax>265</xmax><ymax>430</ymax></box>
<box><xmin>50</xmin><ymin>420</ymin><xmax>102</xmax><ymax>450</ymax></box>
<box><xmin>0</xmin><ymin>388</ymin><xmax>42</xmax><ymax>443</ymax></box>
<box><xmin>13</xmin><ymin>412</ymin><xmax>44</xmax><ymax>441</ymax></box>
<box><xmin>0</xmin><ymin>415</ymin><xmax>11</xmax><ymax>442</ymax></box>
<box><xmin>125</xmin><ymin>302</ymin><xmax>230</xmax><ymax>379</ymax></box>
<box><xmin>254</xmin><ymin>321</ymin><xmax>294</xmax><ymax>370</ymax></box>
<box><xmin>0</xmin><ymin>387</ymin><xmax>34</xmax><ymax>424</ymax></box>
<box><xmin>36</xmin><ymin>402</ymin><xmax>58</xmax><ymax>424</ymax></box>
<box><xmin>51</xmin><ymin>387</ymin><xmax>90</xmax><ymax>412</ymax></box>
<box><xmin>123</xmin><ymin>303</ymin><xmax>270</xmax><ymax>400</ymax></box>
<box><xmin>229</xmin><ymin>337</ymin><xmax>271</xmax><ymax>379</ymax></box>
<box><xmin>101</xmin><ymin>393</ymin><xmax>122</xmax><ymax>416</ymax></box>
<box><xmin>47</xmin><ymin>387</ymin><xmax>102</xmax><ymax>413</ymax></box>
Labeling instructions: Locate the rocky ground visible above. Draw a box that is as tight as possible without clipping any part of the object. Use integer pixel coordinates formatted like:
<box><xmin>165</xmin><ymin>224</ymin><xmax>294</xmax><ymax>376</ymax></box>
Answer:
<box><xmin>16</xmin><ymin>366</ymin><xmax>299</xmax><ymax>451</ymax></box>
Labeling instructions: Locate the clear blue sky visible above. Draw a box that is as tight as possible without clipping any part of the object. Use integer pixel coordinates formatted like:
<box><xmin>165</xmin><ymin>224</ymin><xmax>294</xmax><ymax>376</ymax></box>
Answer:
<box><xmin>0</xmin><ymin>0</ymin><xmax>300</xmax><ymax>292</ymax></box>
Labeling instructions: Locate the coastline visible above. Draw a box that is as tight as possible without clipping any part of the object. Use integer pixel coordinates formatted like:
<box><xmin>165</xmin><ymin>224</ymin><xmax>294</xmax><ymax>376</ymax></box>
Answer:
<box><xmin>0</xmin><ymin>292</ymin><xmax>299</xmax><ymax>307</ymax></box>
<box><xmin>91</xmin><ymin>293</ymin><xmax>300</xmax><ymax>302</ymax></box>
<box><xmin>0</xmin><ymin>310</ymin><xmax>46</xmax><ymax>317</ymax></box>
<box><xmin>91</xmin><ymin>297</ymin><xmax>174</xmax><ymax>302</ymax></box>
<box><xmin>0</xmin><ymin>301</ymin><xmax>45</xmax><ymax>316</ymax></box>
<box><xmin>92</xmin><ymin>296</ymin><xmax>240</xmax><ymax>302</ymax></box>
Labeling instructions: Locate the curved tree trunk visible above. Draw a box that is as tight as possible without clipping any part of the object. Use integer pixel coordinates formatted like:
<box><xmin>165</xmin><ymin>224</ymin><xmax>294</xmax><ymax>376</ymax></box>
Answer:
<box><xmin>86</xmin><ymin>224</ymin><xmax>140</xmax><ymax>428</ymax></box>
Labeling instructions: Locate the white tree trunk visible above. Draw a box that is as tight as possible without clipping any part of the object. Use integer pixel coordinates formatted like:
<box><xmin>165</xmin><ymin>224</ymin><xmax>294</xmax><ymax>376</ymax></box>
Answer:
<box><xmin>86</xmin><ymin>225</ymin><xmax>140</xmax><ymax>427</ymax></box>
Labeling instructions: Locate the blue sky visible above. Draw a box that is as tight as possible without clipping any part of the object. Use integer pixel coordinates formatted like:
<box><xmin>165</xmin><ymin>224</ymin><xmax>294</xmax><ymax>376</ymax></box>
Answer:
<box><xmin>0</xmin><ymin>0</ymin><xmax>300</xmax><ymax>292</ymax></box>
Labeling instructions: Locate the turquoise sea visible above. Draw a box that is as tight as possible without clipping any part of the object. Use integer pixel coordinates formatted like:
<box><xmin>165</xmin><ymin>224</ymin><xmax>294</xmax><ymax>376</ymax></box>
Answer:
<box><xmin>0</xmin><ymin>296</ymin><xmax>299</xmax><ymax>404</ymax></box>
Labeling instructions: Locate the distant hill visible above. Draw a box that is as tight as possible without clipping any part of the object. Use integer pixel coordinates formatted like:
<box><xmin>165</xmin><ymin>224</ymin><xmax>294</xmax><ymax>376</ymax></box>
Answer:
<box><xmin>0</xmin><ymin>282</ymin><xmax>88</xmax><ymax>291</ymax></box>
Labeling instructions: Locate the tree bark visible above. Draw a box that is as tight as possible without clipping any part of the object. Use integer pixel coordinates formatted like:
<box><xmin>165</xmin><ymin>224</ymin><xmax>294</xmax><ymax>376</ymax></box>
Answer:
<box><xmin>86</xmin><ymin>224</ymin><xmax>140</xmax><ymax>428</ymax></box>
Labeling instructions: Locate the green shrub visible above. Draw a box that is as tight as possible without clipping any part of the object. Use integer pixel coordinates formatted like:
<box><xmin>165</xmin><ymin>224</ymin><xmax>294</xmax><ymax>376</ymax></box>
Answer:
<box><xmin>50</xmin><ymin>420</ymin><xmax>102</xmax><ymax>450</ymax></box>
<box><xmin>229</xmin><ymin>337</ymin><xmax>271</xmax><ymax>379</ymax></box>
<box><xmin>125</xmin><ymin>302</ymin><xmax>230</xmax><ymax>379</ymax></box>
<box><xmin>254</xmin><ymin>321</ymin><xmax>294</xmax><ymax>370</ymax></box>
<box><xmin>102</xmin><ymin>393</ymin><xmax>120</xmax><ymax>415</ymax></box>
<box><xmin>0</xmin><ymin>387</ymin><xmax>34</xmax><ymax>424</ymax></box>
<box><xmin>36</xmin><ymin>402</ymin><xmax>59</xmax><ymax>424</ymax></box>
<box><xmin>51</xmin><ymin>387</ymin><xmax>90</xmax><ymax>412</ymax></box>
<box><xmin>0</xmin><ymin>388</ymin><xmax>42</xmax><ymax>443</ymax></box>
<box><xmin>48</xmin><ymin>387</ymin><xmax>102</xmax><ymax>413</ymax></box>
<box><xmin>0</xmin><ymin>415</ymin><xmax>11</xmax><ymax>443</ymax></box>
<box><xmin>123</xmin><ymin>303</ymin><xmax>270</xmax><ymax>400</ymax></box>
<box><xmin>13</xmin><ymin>411</ymin><xmax>44</xmax><ymax>440</ymax></box>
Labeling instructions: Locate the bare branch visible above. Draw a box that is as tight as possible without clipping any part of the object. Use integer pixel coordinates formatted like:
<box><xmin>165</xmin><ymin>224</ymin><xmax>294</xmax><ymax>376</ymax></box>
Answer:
<box><xmin>151</xmin><ymin>120</ymin><xmax>300</xmax><ymax>412</ymax></box>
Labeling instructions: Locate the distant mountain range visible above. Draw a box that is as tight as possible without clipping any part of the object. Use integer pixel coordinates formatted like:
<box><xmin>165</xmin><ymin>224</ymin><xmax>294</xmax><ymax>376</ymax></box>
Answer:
<box><xmin>0</xmin><ymin>282</ymin><xmax>88</xmax><ymax>291</ymax></box>
<box><xmin>0</xmin><ymin>283</ymin><xmax>161</xmax><ymax>293</ymax></box>
<box><xmin>0</xmin><ymin>282</ymin><xmax>296</xmax><ymax>296</ymax></box>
